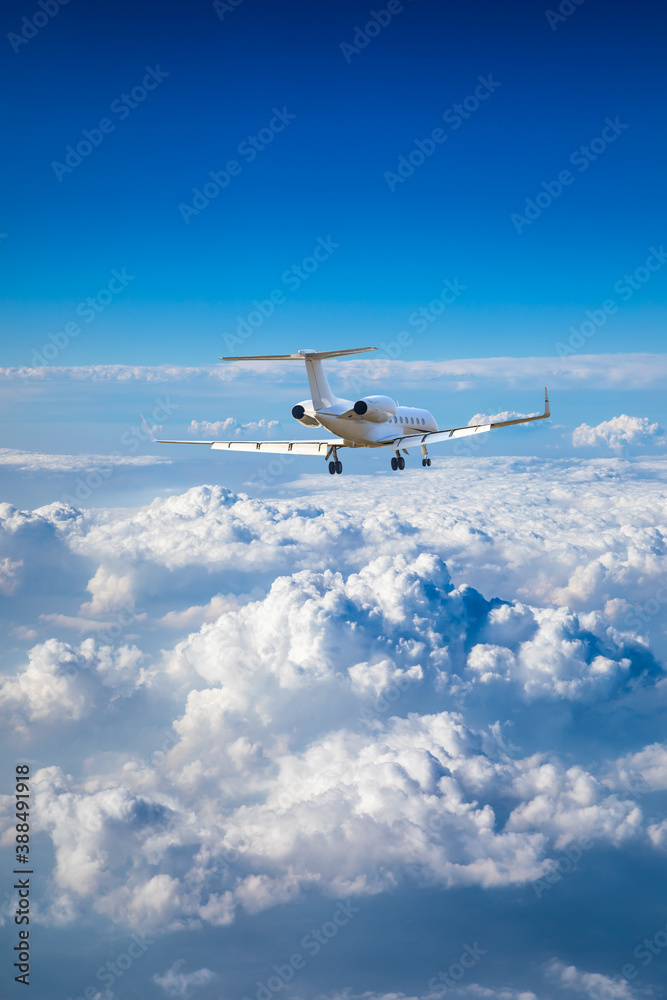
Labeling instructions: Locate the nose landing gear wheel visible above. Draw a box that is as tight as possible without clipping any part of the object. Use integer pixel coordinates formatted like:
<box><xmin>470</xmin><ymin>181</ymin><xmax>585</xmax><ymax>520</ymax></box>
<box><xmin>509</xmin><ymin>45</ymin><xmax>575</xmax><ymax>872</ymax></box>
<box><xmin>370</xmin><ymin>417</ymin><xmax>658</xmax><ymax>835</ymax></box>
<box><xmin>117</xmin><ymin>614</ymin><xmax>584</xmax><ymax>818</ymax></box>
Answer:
<box><xmin>427</xmin><ymin>458</ymin><xmax>431</xmax><ymax>466</ymax></box>
<box><xmin>328</xmin><ymin>461</ymin><xmax>336</xmax><ymax>475</ymax></box>
<box><xmin>391</xmin><ymin>457</ymin><xmax>398</xmax><ymax>471</ymax></box>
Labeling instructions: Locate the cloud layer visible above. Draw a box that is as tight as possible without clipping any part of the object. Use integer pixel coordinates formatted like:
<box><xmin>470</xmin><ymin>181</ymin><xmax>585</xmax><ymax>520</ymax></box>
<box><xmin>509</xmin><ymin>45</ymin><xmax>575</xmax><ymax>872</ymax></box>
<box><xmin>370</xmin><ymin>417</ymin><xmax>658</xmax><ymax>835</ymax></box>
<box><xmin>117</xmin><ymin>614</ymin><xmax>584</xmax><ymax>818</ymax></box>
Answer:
<box><xmin>1</xmin><ymin>458</ymin><xmax>666</xmax><ymax>997</ymax></box>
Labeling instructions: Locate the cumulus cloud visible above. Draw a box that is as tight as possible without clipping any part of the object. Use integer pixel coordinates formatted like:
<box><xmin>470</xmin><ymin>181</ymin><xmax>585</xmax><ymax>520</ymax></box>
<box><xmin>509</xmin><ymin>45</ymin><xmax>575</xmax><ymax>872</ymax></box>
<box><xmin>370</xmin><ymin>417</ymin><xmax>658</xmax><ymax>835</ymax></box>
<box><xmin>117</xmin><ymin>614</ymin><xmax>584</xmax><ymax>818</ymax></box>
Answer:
<box><xmin>80</xmin><ymin>565</ymin><xmax>136</xmax><ymax>615</ymax></box>
<box><xmin>547</xmin><ymin>959</ymin><xmax>638</xmax><ymax>999</ymax></box>
<box><xmin>188</xmin><ymin>418</ymin><xmax>280</xmax><ymax>437</ymax></box>
<box><xmin>467</xmin><ymin>411</ymin><xmax>537</xmax><ymax>426</ymax></box>
<box><xmin>153</xmin><ymin>960</ymin><xmax>216</xmax><ymax>997</ymax></box>
<box><xmin>0</xmin><ymin>555</ymin><xmax>22</xmax><ymax>594</ymax></box>
<box><xmin>0</xmin><ymin>465</ymin><xmax>666</xmax><ymax>964</ymax></box>
<box><xmin>572</xmin><ymin>415</ymin><xmax>665</xmax><ymax>453</ymax></box>
<box><xmin>0</xmin><ymin>638</ymin><xmax>145</xmax><ymax>734</ymax></box>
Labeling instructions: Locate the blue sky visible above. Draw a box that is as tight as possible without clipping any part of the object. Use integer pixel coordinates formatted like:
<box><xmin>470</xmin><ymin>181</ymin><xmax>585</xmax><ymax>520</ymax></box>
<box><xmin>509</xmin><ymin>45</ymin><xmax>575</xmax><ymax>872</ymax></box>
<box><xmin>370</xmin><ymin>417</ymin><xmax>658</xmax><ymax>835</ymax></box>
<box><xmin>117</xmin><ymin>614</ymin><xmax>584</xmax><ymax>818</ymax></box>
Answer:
<box><xmin>2</xmin><ymin>0</ymin><xmax>666</xmax><ymax>370</ymax></box>
<box><xmin>3</xmin><ymin>4</ymin><xmax>667</xmax><ymax>1000</ymax></box>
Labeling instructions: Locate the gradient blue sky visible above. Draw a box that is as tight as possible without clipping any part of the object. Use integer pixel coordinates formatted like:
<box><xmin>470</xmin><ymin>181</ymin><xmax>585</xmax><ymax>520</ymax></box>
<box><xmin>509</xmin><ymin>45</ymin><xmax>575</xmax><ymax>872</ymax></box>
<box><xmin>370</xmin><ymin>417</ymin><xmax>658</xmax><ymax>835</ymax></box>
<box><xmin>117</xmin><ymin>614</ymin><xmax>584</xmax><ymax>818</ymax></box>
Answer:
<box><xmin>2</xmin><ymin>0</ymin><xmax>666</xmax><ymax>371</ymax></box>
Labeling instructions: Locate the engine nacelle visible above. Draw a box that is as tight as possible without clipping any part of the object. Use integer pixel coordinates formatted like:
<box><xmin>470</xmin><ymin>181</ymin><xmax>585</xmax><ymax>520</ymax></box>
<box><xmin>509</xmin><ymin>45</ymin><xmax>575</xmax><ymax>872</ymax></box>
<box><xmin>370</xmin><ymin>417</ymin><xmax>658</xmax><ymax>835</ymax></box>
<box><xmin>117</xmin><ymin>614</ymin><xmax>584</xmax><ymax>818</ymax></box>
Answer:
<box><xmin>353</xmin><ymin>394</ymin><xmax>397</xmax><ymax>422</ymax></box>
<box><xmin>291</xmin><ymin>400</ymin><xmax>320</xmax><ymax>427</ymax></box>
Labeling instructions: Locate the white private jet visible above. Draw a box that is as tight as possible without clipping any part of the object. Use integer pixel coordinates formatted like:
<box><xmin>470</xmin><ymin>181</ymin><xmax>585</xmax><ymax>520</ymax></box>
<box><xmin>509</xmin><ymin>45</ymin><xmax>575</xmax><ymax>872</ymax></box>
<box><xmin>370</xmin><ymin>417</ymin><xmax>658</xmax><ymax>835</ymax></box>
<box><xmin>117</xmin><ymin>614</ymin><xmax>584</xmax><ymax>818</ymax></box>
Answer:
<box><xmin>143</xmin><ymin>347</ymin><xmax>550</xmax><ymax>474</ymax></box>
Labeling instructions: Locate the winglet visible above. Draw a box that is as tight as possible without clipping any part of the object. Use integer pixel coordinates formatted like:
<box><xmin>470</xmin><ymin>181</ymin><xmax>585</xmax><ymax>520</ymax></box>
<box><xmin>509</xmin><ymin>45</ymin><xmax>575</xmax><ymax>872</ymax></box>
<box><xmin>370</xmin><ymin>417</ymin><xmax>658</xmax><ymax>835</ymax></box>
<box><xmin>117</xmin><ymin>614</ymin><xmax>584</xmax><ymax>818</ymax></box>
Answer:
<box><xmin>141</xmin><ymin>414</ymin><xmax>157</xmax><ymax>443</ymax></box>
<box><xmin>544</xmin><ymin>387</ymin><xmax>550</xmax><ymax>418</ymax></box>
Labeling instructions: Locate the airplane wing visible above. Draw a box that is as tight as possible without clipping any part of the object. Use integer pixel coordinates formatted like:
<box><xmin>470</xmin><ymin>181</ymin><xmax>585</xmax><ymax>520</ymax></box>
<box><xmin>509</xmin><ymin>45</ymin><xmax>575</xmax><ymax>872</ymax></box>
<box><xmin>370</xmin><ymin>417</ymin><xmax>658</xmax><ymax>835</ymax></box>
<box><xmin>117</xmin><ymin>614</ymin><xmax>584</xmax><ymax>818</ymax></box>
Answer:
<box><xmin>141</xmin><ymin>417</ymin><xmax>342</xmax><ymax>456</ymax></box>
<box><xmin>390</xmin><ymin>388</ymin><xmax>551</xmax><ymax>449</ymax></box>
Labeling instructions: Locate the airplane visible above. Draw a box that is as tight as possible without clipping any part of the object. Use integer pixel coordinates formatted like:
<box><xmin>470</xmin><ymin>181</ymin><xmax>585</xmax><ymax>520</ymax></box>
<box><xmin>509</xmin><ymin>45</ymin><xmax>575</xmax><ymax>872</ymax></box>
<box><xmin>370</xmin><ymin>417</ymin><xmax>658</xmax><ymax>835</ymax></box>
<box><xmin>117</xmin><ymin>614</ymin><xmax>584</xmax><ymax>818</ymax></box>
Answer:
<box><xmin>142</xmin><ymin>347</ymin><xmax>550</xmax><ymax>475</ymax></box>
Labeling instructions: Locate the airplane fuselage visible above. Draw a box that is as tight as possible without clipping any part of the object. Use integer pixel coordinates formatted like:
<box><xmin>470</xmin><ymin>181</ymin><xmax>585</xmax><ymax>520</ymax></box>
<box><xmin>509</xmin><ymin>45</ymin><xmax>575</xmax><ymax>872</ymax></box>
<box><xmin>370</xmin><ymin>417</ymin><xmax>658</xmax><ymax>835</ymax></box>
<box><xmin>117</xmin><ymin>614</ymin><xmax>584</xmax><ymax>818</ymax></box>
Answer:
<box><xmin>306</xmin><ymin>399</ymin><xmax>439</xmax><ymax>447</ymax></box>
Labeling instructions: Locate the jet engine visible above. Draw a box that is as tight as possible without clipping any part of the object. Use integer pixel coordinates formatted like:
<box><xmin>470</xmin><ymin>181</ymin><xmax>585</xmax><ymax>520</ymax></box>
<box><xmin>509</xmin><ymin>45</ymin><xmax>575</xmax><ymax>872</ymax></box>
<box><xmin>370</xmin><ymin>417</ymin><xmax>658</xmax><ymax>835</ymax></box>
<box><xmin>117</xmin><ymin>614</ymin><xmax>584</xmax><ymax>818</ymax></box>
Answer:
<box><xmin>352</xmin><ymin>394</ymin><xmax>397</xmax><ymax>422</ymax></box>
<box><xmin>291</xmin><ymin>400</ymin><xmax>320</xmax><ymax>427</ymax></box>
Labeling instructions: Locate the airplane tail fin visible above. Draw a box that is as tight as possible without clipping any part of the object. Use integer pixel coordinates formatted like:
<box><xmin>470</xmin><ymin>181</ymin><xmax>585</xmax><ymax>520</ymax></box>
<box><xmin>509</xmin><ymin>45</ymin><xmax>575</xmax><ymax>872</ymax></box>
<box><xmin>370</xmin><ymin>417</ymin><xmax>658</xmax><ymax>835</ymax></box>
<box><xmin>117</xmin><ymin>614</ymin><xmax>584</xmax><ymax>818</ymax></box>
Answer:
<box><xmin>219</xmin><ymin>347</ymin><xmax>378</xmax><ymax>410</ymax></box>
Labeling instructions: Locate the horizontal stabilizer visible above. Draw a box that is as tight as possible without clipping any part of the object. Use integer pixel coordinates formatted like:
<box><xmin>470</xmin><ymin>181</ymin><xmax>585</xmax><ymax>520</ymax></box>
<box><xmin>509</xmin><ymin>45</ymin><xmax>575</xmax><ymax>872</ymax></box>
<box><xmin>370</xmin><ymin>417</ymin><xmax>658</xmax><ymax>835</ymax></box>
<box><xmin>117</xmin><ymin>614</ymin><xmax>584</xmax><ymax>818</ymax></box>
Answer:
<box><xmin>219</xmin><ymin>347</ymin><xmax>377</xmax><ymax>361</ymax></box>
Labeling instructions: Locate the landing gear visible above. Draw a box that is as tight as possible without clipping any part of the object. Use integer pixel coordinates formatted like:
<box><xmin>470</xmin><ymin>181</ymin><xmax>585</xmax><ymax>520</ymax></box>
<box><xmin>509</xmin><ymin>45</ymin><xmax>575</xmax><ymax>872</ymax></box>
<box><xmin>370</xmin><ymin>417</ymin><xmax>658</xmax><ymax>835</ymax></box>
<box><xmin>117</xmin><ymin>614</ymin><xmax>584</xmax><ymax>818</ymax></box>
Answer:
<box><xmin>327</xmin><ymin>449</ymin><xmax>343</xmax><ymax>475</ymax></box>
<box><xmin>421</xmin><ymin>445</ymin><xmax>431</xmax><ymax>468</ymax></box>
<box><xmin>391</xmin><ymin>452</ymin><xmax>405</xmax><ymax>471</ymax></box>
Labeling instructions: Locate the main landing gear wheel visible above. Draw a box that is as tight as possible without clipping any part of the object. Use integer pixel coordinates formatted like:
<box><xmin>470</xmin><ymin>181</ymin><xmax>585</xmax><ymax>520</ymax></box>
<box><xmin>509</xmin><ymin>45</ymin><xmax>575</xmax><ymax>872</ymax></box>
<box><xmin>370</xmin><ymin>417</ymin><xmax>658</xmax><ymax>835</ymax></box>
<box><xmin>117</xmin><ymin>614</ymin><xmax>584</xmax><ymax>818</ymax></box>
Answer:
<box><xmin>335</xmin><ymin>461</ymin><xmax>343</xmax><ymax>474</ymax></box>
<box><xmin>398</xmin><ymin>456</ymin><xmax>405</xmax><ymax>470</ymax></box>
<box><xmin>329</xmin><ymin>461</ymin><xmax>336</xmax><ymax>475</ymax></box>
<box><xmin>391</xmin><ymin>457</ymin><xmax>398</xmax><ymax>471</ymax></box>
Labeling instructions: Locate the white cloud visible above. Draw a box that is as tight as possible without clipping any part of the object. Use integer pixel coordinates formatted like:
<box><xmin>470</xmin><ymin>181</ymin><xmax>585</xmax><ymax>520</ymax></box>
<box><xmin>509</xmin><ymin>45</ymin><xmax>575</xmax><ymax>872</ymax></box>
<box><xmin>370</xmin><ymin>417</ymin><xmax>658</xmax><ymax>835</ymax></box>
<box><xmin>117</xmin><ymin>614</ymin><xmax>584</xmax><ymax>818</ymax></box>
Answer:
<box><xmin>159</xmin><ymin>592</ymin><xmax>249</xmax><ymax>629</ymax></box>
<box><xmin>5</xmin><ymin>352</ymin><xmax>667</xmax><ymax>390</ymax></box>
<box><xmin>547</xmin><ymin>959</ymin><xmax>638</xmax><ymax>999</ymax></box>
<box><xmin>80</xmin><ymin>565</ymin><xmax>136</xmax><ymax>615</ymax></box>
<box><xmin>605</xmin><ymin>743</ymin><xmax>667</xmax><ymax>794</ymax></box>
<box><xmin>188</xmin><ymin>417</ymin><xmax>280</xmax><ymax>437</ymax></box>
<box><xmin>153</xmin><ymin>960</ymin><xmax>216</xmax><ymax>997</ymax></box>
<box><xmin>0</xmin><ymin>555</ymin><xmax>22</xmax><ymax>594</ymax></box>
<box><xmin>1</xmin><ymin>461</ymin><xmax>667</xmax><ymax>945</ymax></box>
<box><xmin>0</xmin><ymin>448</ymin><xmax>170</xmax><ymax>473</ymax></box>
<box><xmin>572</xmin><ymin>415</ymin><xmax>665</xmax><ymax>453</ymax></box>
<box><xmin>0</xmin><ymin>638</ymin><xmax>145</xmax><ymax>734</ymax></box>
<box><xmin>467</xmin><ymin>411</ymin><xmax>537</xmax><ymax>426</ymax></box>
